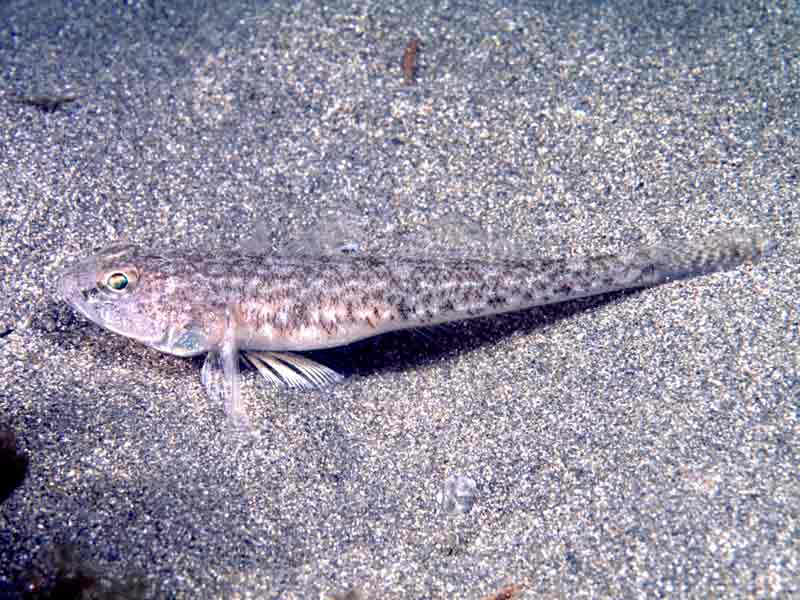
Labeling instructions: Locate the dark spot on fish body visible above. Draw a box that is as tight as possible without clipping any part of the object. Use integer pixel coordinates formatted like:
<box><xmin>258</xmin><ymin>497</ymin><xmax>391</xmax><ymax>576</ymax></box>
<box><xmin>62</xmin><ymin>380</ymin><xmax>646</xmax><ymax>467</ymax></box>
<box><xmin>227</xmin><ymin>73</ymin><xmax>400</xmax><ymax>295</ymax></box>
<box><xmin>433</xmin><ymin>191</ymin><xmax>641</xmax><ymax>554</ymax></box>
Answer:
<box><xmin>363</xmin><ymin>256</ymin><xmax>387</xmax><ymax>270</ymax></box>
<box><xmin>396</xmin><ymin>299</ymin><xmax>413</xmax><ymax>320</ymax></box>
<box><xmin>180</xmin><ymin>257</ymin><xmax>203</xmax><ymax>276</ymax></box>
<box><xmin>253</xmin><ymin>307</ymin><xmax>265</xmax><ymax>332</ymax></box>
<box><xmin>487</xmin><ymin>296</ymin><xmax>507</xmax><ymax>308</ymax></box>
<box><xmin>570</xmin><ymin>269</ymin><xmax>587</xmax><ymax>281</ymax></box>
<box><xmin>320</xmin><ymin>319</ymin><xmax>337</xmax><ymax>335</ymax></box>
<box><xmin>638</xmin><ymin>264</ymin><xmax>657</xmax><ymax>284</ymax></box>
<box><xmin>311</xmin><ymin>290</ymin><xmax>327</xmax><ymax>309</ymax></box>
<box><xmin>532</xmin><ymin>280</ymin><xmax>548</xmax><ymax>292</ymax></box>
<box><xmin>368</xmin><ymin>288</ymin><xmax>386</xmax><ymax>303</ymax></box>
<box><xmin>291</xmin><ymin>302</ymin><xmax>309</xmax><ymax>324</ymax></box>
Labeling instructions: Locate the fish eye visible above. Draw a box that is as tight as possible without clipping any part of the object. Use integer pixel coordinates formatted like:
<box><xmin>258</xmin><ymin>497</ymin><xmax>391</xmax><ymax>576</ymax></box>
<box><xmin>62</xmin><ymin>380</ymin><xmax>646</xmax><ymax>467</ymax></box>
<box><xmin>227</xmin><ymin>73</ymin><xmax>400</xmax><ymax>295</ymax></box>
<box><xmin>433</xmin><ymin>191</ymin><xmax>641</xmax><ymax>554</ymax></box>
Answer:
<box><xmin>107</xmin><ymin>272</ymin><xmax>129</xmax><ymax>291</ymax></box>
<box><xmin>103</xmin><ymin>270</ymin><xmax>138</xmax><ymax>294</ymax></box>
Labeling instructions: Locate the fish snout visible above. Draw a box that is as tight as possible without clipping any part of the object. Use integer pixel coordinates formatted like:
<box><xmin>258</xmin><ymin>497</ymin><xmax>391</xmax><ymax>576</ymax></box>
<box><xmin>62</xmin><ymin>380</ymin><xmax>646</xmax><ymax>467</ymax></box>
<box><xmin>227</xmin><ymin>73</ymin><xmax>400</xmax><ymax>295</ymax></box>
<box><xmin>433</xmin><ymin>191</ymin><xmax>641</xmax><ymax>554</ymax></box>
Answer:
<box><xmin>56</xmin><ymin>257</ymin><xmax>103</xmax><ymax>324</ymax></box>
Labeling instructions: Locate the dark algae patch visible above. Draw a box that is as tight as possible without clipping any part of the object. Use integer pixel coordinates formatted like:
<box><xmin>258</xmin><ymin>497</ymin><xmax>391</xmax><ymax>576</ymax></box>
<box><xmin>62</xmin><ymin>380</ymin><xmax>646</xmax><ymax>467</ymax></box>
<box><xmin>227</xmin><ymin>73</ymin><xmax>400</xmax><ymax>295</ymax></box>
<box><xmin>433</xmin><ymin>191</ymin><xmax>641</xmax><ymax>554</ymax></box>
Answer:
<box><xmin>16</xmin><ymin>545</ymin><xmax>148</xmax><ymax>600</ymax></box>
<box><xmin>0</xmin><ymin>423</ymin><xmax>28</xmax><ymax>503</ymax></box>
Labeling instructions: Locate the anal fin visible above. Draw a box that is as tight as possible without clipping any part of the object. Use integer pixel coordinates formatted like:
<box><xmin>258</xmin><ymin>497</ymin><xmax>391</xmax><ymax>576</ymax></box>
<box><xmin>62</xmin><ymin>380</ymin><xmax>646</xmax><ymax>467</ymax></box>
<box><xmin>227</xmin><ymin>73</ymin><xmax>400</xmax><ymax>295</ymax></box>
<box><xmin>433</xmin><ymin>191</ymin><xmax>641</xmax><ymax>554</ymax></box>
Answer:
<box><xmin>243</xmin><ymin>351</ymin><xmax>344</xmax><ymax>389</ymax></box>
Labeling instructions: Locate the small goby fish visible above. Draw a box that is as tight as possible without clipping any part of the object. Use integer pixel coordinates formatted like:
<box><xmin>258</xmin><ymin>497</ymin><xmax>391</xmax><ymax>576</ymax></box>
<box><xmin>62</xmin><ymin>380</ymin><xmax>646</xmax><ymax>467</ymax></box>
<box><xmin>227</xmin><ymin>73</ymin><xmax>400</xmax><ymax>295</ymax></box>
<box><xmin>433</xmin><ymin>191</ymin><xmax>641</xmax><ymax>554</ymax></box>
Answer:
<box><xmin>57</xmin><ymin>233</ymin><xmax>773</xmax><ymax>426</ymax></box>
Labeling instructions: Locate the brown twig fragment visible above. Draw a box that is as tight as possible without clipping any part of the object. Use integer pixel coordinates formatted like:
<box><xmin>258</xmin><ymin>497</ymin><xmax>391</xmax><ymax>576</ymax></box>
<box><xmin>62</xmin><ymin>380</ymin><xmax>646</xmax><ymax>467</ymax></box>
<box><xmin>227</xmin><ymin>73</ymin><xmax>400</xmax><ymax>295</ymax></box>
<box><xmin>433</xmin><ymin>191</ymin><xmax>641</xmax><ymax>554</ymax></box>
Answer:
<box><xmin>402</xmin><ymin>38</ymin><xmax>421</xmax><ymax>84</ymax></box>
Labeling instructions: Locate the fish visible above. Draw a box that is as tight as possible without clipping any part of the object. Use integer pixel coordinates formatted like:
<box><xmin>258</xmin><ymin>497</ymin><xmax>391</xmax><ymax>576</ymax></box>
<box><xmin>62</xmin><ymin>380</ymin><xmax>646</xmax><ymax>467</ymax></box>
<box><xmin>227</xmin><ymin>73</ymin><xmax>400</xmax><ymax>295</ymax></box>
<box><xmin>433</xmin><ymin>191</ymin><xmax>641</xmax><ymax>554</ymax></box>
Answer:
<box><xmin>57</xmin><ymin>233</ymin><xmax>774</xmax><ymax>427</ymax></box>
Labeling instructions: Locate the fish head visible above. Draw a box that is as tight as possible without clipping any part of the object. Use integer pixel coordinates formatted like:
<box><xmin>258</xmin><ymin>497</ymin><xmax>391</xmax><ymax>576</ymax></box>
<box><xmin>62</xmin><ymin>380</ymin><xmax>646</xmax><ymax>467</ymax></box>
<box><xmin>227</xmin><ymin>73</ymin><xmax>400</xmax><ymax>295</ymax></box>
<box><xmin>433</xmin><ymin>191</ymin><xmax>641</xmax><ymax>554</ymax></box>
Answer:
<box><xmin>58</xmin><ymin>242</ymin><xmax>217</xmax><ymax>357</ymax></box>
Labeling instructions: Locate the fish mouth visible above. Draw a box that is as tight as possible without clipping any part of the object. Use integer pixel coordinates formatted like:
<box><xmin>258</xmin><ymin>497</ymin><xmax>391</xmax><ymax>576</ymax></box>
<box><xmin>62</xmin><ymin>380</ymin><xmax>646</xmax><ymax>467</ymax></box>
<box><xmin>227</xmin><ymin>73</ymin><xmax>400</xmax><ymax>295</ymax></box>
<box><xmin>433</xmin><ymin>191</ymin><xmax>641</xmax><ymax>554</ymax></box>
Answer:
<box><xmin>57</xmin><ymin>257</ymin><xmax>104</xmax><ymax>327</ymax></box>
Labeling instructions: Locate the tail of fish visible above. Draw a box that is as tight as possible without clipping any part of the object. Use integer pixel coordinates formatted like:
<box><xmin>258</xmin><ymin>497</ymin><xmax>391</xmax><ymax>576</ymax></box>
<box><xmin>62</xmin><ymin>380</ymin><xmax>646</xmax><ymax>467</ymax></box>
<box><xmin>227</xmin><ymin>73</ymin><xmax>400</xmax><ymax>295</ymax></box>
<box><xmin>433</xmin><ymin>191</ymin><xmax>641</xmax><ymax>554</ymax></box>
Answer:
<box><xmin>612</xmin><ymin>233</ymin><xmax>775</xmax><ymax>289</ymax></box>
<box><xmin>493</xmin><ymin>232</ymin><xmax>775</xmax><ymax>314</ymax></box>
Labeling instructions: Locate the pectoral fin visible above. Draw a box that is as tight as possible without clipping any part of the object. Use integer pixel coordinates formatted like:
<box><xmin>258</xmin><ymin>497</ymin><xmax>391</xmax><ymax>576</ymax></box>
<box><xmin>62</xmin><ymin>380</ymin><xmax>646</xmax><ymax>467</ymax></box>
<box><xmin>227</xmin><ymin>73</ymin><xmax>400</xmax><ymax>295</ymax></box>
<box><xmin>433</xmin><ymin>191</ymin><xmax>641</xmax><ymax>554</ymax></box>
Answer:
<box><xmin>148</xmin><ymin>322</ymin><xmax>210</xmax><ymax>357</ymax></box>
<box><xmin>244</xmin><ymin>351</ymin><xmax>343</xmax><ymax>389</ymax></box>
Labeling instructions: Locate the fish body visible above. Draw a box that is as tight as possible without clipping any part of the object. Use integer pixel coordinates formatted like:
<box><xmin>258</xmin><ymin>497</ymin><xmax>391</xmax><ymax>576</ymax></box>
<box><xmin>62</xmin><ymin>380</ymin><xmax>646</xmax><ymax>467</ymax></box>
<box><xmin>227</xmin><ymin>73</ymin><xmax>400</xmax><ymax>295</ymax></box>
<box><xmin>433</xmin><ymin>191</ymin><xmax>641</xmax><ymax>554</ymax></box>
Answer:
<box><xmin>57</xmin><ymin>234</ymin><xmax>773</xmax><ymax>426</ymax></box>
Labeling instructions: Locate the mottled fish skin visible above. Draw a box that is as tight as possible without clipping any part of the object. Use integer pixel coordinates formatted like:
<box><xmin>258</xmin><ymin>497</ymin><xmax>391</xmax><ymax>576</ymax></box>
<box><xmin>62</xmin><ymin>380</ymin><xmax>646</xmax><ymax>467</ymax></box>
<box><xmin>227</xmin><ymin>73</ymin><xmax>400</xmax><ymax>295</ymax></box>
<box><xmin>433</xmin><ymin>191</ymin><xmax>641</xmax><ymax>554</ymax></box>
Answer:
<box><xmin>57</xmin><ymin>233</ymin><xmax>774</xmax><ymax>426</ymax></box>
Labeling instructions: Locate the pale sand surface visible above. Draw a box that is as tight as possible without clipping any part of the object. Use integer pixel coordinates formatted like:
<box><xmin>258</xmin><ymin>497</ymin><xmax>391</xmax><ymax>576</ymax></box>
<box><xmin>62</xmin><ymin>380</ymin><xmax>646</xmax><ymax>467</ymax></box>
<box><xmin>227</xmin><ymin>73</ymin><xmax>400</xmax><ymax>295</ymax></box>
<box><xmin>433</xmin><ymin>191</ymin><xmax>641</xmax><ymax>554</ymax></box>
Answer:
<box><xmin>0</xmin><ymin>1</ymin><xmax>798</xmax><ymax>597</ymax></box>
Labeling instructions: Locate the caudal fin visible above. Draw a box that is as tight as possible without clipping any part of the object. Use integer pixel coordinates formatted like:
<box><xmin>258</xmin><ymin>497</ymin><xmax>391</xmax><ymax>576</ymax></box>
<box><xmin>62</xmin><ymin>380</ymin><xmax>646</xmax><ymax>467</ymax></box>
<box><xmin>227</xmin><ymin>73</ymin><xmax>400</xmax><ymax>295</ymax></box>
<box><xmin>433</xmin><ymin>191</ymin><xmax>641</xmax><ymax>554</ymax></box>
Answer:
<box><xmin>623</xmin><ymin>232</ymin><xmax>776</xmax><ymax>287</ymax></box>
